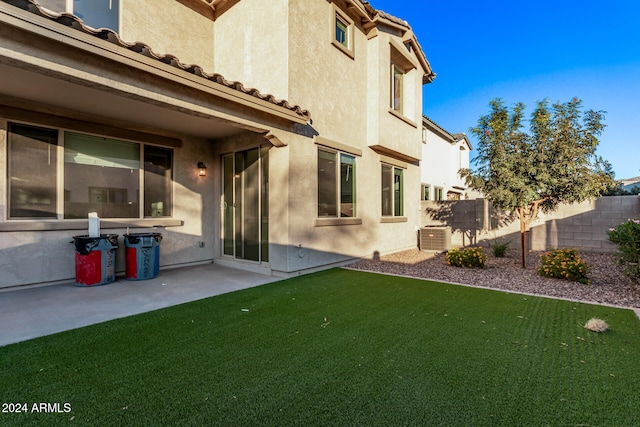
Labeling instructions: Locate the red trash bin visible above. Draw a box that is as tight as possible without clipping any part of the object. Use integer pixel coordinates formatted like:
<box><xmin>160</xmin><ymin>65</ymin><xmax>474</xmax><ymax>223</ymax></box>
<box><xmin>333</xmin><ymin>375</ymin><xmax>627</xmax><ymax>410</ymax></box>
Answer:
<box><xmin>72</xmin><ymin>234</ymin><xmax>118</xmax><ymax>286</ymax></box>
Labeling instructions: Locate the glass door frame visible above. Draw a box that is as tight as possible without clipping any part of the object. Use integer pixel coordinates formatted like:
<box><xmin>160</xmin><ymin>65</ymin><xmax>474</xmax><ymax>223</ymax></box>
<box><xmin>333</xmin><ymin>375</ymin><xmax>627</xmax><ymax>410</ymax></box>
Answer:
<box><xmin>221</xmin><ymin>146</ymin><xmax>269</xmax><ymax>264</ymax></box>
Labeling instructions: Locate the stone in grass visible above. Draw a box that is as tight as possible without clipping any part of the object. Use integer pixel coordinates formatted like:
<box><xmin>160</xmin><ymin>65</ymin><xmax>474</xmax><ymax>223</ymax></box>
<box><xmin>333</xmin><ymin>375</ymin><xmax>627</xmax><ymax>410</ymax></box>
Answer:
<box><xmin>584</xmin><ymin>318</ymin><xmax>608</xmax><ymax>333</ymax></box>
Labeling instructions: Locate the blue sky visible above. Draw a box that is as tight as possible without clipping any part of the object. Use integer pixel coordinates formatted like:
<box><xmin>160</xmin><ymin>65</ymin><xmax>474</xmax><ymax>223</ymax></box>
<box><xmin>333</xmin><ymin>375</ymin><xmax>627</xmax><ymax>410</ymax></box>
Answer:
<box><xmin>370</xmin><ymin>0</ymin><xmax>640</xmax><ymax>179</ymax></box>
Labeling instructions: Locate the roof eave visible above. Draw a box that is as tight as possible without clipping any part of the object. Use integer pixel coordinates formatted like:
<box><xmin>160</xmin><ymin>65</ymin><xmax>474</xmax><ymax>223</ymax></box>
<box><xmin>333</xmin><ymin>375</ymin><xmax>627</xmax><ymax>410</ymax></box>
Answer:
<box><xmin>0</xmin><ymin>0</ymin><xmax>310</xmax><ymax>124</ymax></box>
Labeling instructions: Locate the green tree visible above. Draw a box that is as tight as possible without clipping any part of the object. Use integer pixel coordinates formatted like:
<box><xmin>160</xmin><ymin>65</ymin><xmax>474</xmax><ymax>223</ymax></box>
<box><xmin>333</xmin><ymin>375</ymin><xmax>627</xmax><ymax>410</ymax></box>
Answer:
<box><xmin>461</xmin><ymin>98</ymin><xmax>614</xmax><ymax>267</ymax></box>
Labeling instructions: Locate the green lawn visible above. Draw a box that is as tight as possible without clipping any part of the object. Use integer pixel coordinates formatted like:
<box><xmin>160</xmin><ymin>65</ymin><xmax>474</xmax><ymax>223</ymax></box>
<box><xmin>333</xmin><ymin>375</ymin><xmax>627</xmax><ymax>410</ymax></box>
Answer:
<box><xmin>1</xmin><ymin>269</ymin><xmax>639</xmax><ymax>426</ymax></box>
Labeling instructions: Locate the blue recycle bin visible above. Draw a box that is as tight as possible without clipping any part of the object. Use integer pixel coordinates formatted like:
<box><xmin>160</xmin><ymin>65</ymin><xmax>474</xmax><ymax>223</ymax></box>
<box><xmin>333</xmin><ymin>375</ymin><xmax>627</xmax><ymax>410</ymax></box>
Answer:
<box><xmin>124</xmin><ymin>233</ymin><xmax>162</xmax><ymax>280</ymax></box>
<box><xmin>73</xmin><ymin>234</ymin><xmax>119</xmax><ymax>286</ymax></box>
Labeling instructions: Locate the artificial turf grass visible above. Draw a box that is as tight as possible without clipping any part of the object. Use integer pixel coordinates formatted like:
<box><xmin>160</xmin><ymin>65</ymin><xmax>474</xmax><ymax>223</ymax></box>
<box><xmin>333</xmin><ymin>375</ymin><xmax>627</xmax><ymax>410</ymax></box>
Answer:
<box><xmin>1</xmin><ymin>268</ymin><xmax>639</xmax><ymax>426</ymax></box>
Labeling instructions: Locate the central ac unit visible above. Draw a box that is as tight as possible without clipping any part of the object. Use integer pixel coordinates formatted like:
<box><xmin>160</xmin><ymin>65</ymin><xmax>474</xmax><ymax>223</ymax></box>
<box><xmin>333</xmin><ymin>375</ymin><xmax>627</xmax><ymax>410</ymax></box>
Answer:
<box><xmin>419</xmin><ymin>227</ymin><xmax>452</xmax><ymax>251</ymax></box>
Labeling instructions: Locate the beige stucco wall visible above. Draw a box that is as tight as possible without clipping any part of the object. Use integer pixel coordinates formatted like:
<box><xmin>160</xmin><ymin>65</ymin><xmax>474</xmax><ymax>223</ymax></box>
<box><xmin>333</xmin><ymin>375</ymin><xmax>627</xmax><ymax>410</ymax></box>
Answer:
<box><xmin>213</xmin><ymin>0</ymin><xmax>289</xmax><ymax>100</ymax></box>
<box><xmin>119</xmin><ymin>0</ymin><xmax>215</xmax><ymax>69</ymax></box>
<box><xmin>369</xmin><ymin>32</ymin><xmax>423</xmax><ymax>161</ymax></box>
<box><xmin>0</xmin><ymin>0</ymin><xmax>431</xmax><ymax>286</ymax></box>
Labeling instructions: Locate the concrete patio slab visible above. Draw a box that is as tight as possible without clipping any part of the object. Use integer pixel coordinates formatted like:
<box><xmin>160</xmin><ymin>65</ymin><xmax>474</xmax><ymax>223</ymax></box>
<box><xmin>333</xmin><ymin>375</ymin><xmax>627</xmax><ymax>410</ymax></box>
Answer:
<box><xmin>0</xmin><ymin>263</ymin><xmax>279</xmax><ymax>347</ymax></box>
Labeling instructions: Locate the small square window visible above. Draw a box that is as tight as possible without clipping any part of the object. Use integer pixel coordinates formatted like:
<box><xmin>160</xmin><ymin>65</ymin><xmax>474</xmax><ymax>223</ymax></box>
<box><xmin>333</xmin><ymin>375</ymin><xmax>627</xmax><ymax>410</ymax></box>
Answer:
<box><xmin>335</xmin><ymin>15</ymin><xmax>348</xmax><ymax>48</ymax></box>
<box><xmin>331</xmin><ymin>7</ymin><xmax>354</xmax><ymax>58</ymax></box>
<box><xmin>422</xmin><ymin>184</ymin><xmax>430</xmax><ymax>201</ymax></box>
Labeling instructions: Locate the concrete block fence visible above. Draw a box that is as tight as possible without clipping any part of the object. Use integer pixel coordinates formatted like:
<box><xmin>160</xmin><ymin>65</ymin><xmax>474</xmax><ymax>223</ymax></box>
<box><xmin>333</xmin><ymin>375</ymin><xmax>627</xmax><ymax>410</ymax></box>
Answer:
<box><xmin>421</xmin><ymin>196</ymin><xmax>640</xmax><ymax>253</ymax></box>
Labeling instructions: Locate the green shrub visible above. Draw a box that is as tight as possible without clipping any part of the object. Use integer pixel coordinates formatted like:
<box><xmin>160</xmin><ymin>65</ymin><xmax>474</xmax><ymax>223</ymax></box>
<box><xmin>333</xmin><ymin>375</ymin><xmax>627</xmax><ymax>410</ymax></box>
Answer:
<box><xmin>491</xmin><ymin>239</ymin><xmax>511</xmax><ymax>258</ymax></box>
<box><xmin>537</xmin><ymin>248</ymin><xmax>590</xmax><ymax>284</ymax></box>
<box><xmin>607</xmin><ymin>218</ymin><xmax>640</xmax><ymax>281</ymax></box>
<box><xmin>446</xmin><ymin>247</ymin><xmax>487</xmax><ymax>268</ymax></box>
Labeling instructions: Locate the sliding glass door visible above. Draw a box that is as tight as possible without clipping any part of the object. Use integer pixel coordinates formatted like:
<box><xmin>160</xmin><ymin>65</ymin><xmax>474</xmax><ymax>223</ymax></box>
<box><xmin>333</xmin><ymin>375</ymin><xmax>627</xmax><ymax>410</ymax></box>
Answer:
<box><xmin>222</xmin><ymin>147</ymin><xmax>269</xmax><ymax>263</ymax></box>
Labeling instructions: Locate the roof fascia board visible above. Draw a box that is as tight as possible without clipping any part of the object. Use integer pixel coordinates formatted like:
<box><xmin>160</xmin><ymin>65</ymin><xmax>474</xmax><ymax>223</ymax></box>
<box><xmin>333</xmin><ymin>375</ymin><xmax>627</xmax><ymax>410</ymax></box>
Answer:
<box><xmin>209</xmin><ymin>0</ymin><xmax>241</xmax><ymax>20</ymax></box>
<box><xmin>371</xmin><ymin>15</ymin><xmax>435</xmax><ymax>84</ymax></box>
<box><xmin>173</xmin><ymin>0</ymin><xmax>214</xmax><ymax>20</ymax></box>
<box><xmin>0</xmin><ymin>2</ymin><xmax>309</xmax><ymax>125</ymax></box>
<box><xmin>389</xmin><ymin>37</ymin><xmax>419</xmax><ymax>71</ymax></box>
<box><xmin>423</xmin><ymin>116</ymin><xmax>455</xmax><ymax>142</ymax></box>
<box><xmin>401</xmin><ymin>30</ymin><xmax>434</xmax><ymax>78</ymax></box>
<box><xmin>332</xmin><ymin>0</ymin><xmax>376</xmax><ymax>34</ymax></box>
<box><xmin>372</xmin><ymin>14</ymin><xmax>409</xmax><ymax>33</ymax></box>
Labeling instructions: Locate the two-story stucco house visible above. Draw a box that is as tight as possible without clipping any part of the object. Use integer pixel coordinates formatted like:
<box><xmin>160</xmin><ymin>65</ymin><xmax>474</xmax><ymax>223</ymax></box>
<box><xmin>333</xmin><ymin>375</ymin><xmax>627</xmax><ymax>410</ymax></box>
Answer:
<box><xmin>0</xmin><ymin>0</ymin><xmax>435</xmax><ymax>288</ymax></box>
<box><xmin>420</xmin><ymin>116</ymin><xmax>471</xmax><ymax>201</ymax></box>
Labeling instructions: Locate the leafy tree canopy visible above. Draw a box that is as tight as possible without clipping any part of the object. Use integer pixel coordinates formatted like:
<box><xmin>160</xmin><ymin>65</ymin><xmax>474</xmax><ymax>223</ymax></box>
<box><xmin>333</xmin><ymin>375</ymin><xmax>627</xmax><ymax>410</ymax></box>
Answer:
<box><xmin>461</xmin><ymin>97</ymin><xmax>614</xmax><ymax>267</ymax></box>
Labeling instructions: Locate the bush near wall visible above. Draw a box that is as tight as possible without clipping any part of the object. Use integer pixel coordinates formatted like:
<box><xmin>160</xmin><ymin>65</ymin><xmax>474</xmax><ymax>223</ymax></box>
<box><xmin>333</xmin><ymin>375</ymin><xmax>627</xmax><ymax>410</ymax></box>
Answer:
<box><xmin>446</xmin><ymin>247</ymin><xmax>487</xmax><ymax>268</ymax></box>
<box><xmin>537</xmin><ymin>248</ymin><xmax>590</xmax><ymax>285</ymax></box>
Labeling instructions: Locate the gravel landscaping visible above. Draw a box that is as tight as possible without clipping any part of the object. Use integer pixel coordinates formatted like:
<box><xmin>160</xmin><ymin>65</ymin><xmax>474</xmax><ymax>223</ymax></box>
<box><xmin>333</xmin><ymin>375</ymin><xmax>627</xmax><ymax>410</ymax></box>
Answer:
<box><xmin>348</xmin><ymin>249</ymin><xmax>640</xmax><ymax>311</ymax></box>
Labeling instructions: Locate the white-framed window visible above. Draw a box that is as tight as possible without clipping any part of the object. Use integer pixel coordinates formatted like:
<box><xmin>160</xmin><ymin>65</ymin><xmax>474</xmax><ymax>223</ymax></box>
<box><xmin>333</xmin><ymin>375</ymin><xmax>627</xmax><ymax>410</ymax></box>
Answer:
<box><xmin>435</xmin><ymin>187</ymin><xmax>444</xmax><ymax>201</ymax></box>
<box><xmin>381</xmin><ymin>164</ymin><xmax>404</xmax><ymax>217</ymax></box>
<box><xmin>335</xmin><ymin>14</ymin><xmax>348</xmax><ymax>47</ymax></box>
<box><xmin>318</xmin><ymin>148</ymin><xmax>356</xmax><ymax>218</ymax></box>
<box><xmin>37</xmin><ymin>0</ymin><xmax>119</xmax><ymax>31</ymax></box>
<box><xmin>421</xmin><ymin>184</ymin><xmax>430</xmax><ymax>201</ymax></box>
<box><xmin>7</xmin><ymin>122</ymin><xmax>172</xmax><ymax>219</ymax></box>
<box><xmin>422</xmin><ymin>127</ymin><xmax>427</xmax><ymax>144</ymax></box>
<box><xmin>391</xmin><ymin>64</ymin><xmax>404</xmax><ymax>114</ymax></box>
<box><xmin>331</xmin><ymin>6</ymin><xmax>354</xmax><ymax>58</ymax></box>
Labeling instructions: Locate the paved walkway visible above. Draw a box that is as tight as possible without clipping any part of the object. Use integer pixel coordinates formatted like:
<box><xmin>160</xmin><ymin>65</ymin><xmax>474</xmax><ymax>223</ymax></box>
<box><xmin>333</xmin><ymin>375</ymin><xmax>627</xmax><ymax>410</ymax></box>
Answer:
<box><xmin>0</xmin><ymin>263</ymin><xmax>279</xmax><ymax>347</ymax></box>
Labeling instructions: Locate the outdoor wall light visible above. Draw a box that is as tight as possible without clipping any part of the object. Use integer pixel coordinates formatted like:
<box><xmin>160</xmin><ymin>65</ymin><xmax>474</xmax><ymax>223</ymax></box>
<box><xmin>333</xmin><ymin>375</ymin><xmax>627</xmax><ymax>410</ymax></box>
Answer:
<box><xmin>197</xmin><ymin>162</ymin><xmax>207</xmax><ymax>177</ymax></box>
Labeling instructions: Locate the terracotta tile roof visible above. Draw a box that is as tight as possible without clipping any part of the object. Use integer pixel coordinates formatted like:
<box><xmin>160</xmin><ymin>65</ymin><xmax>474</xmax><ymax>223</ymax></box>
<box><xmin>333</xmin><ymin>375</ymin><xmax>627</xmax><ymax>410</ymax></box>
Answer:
<box><xmin>3</xmin><ymin>0</ymin><xmax>311</xmax><ymax>121</ymax></box>
<box><xmin>361</xmin><ymin>1</ymin><xmax>435</xmax><ymax>84</ymax></box>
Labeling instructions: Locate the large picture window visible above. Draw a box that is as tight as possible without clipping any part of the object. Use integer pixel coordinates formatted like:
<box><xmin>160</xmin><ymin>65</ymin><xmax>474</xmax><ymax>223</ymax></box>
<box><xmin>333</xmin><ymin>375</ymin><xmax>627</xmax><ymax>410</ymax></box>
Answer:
<box><xmin>64</xmin><ymin>132</ymin><xmax>140</xmax><ymax>219</ymax></box>
<box><xmin>318</xmin><ymin>149</ymin><xmax>356</xmax><ymax>218</ymax></box>
<box><xmin>382</xmin><ymin>164</ymin><xmax>404</xmax><ymax>217</ymax></box>
<box><xmin>144</xmin><ymin>146</ymin><xmax>173</xmax><ymax>217</ymax></box>
<box><xmin>7</xmin><ymin>123</ymin><xmax>172</xmax><ymax>220</ymax></box>
<box><xmin>8</xmin><ymin>124</ymin><xmax>58</xmax><ymax>218</ymax></box>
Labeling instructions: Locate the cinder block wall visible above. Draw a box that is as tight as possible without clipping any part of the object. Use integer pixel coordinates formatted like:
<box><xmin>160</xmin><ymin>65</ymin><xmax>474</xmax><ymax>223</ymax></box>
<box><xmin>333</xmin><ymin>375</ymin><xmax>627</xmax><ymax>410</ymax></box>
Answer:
<box><xmin>422</xmin><ymin>196</ymin><xmax>640</xmax><ymax>253</ymax></box>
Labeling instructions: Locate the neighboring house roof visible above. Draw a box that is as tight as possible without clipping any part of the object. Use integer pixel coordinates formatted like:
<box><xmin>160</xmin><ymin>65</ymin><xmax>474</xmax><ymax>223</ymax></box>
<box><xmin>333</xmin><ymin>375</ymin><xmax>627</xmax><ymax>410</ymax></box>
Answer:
<box><xmin>3</xmin><ymin>0</ymin><xmax>311</xmax><ymax>121</ymax></box>
<box><xmin>423</xmin><ymin>116</ymin><xmax>472</xmax><ymax>150</ymax></box>
<box><xmin>620</xmin><ymin>176</ymin><xmax>640</xmax><ymax>185</ymax></box>
<box><xmin>619</xmin><ymin>176</ymin><xmax>640</xmax><ymax>190</ymax></box>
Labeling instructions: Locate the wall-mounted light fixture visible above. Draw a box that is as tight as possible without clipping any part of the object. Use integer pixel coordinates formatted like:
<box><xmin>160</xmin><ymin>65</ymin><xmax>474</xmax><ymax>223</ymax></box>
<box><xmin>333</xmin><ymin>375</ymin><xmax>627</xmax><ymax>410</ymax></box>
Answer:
<box><xmin>197</xmin><ymin>162</ymin><xmax>207</xmax><ymax>177</ymax></box>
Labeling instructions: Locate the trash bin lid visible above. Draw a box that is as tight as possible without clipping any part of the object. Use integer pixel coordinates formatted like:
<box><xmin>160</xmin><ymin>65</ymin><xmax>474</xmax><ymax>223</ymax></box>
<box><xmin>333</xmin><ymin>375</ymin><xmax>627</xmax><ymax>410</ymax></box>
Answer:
<box><xmin>124</xmin><ymin>233</ymin><xmax>162</xmax><ymax>244</ymax></box>
<box><xmin>72</xmin><ymin>234</ymin><xmax>119</xmax><ymax>255</ymax></box>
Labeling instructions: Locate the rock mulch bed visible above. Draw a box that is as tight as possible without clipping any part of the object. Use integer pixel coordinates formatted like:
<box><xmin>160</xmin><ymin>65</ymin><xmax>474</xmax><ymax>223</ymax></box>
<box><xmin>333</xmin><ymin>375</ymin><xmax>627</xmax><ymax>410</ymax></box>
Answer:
<box><xmin>348</xmin><ymin>249</ymin><xmax>640</xmax><ymax>310</ymax></box>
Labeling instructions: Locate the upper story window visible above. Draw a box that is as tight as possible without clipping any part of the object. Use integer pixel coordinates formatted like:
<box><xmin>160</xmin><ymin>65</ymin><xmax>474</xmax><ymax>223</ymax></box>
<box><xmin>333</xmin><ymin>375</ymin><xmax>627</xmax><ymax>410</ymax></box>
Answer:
<box><xmin>7</xmin><ymin>122</ymin><xmax>173</xmax><ymax>220</ymax></box>
<box><xmin>331</xmin><ymin>6</ymin><xmax>354</xmax><ymax>58</ymax></box>
<box><xmin>335</xmin><ymin>15</ymin><xmax>348</xmax><ymax>47</ymax></box>
<box><xmin>391</xmin><ymin>64</ymin><xmax>404</xmax><ymax>114</ymax></box>
<box><xmin>37</xmin><ymin>0</ymin><xmax>119</xmax><ymax>31</ymax></box>
<box><xmin>421</xmin><ymin>184</ymin><xmax>430</xmax><ymax>201</ymax></box>
<box><xmin>389</xmin><ymin>40</ymin><xmax>419</xmax><ymax>123</ymax></box>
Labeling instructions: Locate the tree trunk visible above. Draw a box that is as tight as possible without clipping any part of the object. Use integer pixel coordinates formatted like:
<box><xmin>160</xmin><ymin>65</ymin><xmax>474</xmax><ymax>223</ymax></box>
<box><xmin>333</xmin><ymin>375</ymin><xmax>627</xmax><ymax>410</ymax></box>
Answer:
<box><xmin>520</xmin><ymin>230</ymin><xmax>526</xmax><ymax>268</ymax></box>
<box><xmin>518</xmin><ymin>207</ymin><xmax>527</xmax><ymax>268</ymax></box>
